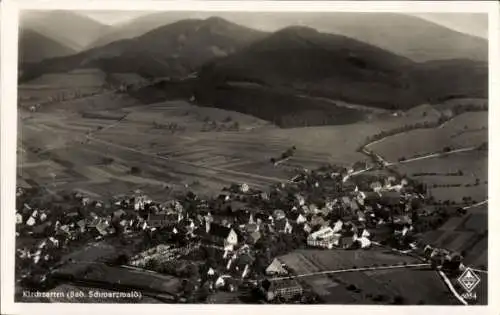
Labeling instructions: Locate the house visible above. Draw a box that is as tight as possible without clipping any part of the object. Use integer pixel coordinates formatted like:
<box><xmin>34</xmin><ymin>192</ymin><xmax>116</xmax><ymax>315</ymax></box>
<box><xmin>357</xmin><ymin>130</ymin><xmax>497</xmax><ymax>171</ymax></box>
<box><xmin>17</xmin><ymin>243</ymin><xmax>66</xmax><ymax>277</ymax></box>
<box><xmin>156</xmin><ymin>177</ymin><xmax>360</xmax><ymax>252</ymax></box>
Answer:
<box><xmin>275</xmin><ymin>219</ymin><xmax>293</xmax><ymax>234</ymax></box>
<box><xmin>245</xmin><ymin>223</ymin><xmax>259</xmax><ymax>234</ymax></box>
<box><xmin>260</xmin><ymin>279</ymin><xmax>303</xmax><ymax>301</ymax></box>
<box><xmin>295</xmin><ymin>194</ymin><xmax>306</xmax><ymax>206</ymax></box>
<box><xmin>76</xmin><ymin>219</ymin><xmax>86</xmax><ymax>233</ymax></box>
<box><xmin>234</xmin><ymin>253</ymin><xmax>254</xmax><ymax>278</ymax></box>
<box><xmin>205</xmin><ymin>222</ymin><xmax>238</xmax><ymax>250</ymax></box>
<box><xmin>246</xmin><ymin>231</ymin><xmax>261</xmax><ymax>244</ymax></box>
<box><xmin>265</xmin><ymin>258</ymin><xmax>288</xmax><ymax>276</ymax></box>
<box><xmin>332</xmin><ymin>219</ymin><xmax>343</xmax><ymax>233</ymax></box>
<box><xmin>353</xmin><ymin>229</ymin><xmax>372</xmax><ymax>249</ymax></box>
<box><xmin>240</xmin><ymin>183</ymin><xmax>250</xmax><ymax>193</ymax></box>
<box><xmin>288</xmin><ymin>212</ymin><xmax>307</xmax><ymax>225</ymax></box>
<box><xmin>307</xmin><ymin>227</ymin><xmax>341</xmax><ymax>249</ymax></box>
<box><xmin>95</xmin><ymin>221</ymin><xmax>110</xmax><ymax>236</ymax></box>
<box><xmin>220</xmin><ymin>201</ymin><xmax>247</xmax><ymax>213</ymax></box>
<box><xmin>303</xmin><ymin>223</ymin><xmax>312</xmax><ymax>234</ymax></box>
<box><xmin>16</xmin><ymin>213</ymin><xmax>23</xmax><ymax>225</ymax></box>
<box><xmin>339</xmin><ymin>234</ymin><xmax>356</xmax><ymax>249</ymax></box>
<box><xmin>113</xmin><ymin>209</ymin><xmax>126</xmax><ymax>220</ymax></box>
<box><xmin>273</xmin><ymin>210</ymin><xmax>286</xmax><ymax>221</ymax></box>
<box><xmin>214</xmin><ymin>275</ymin><xmax>237</xmax><ymax>292</ymax></box>
<box><xmin>147</xmin><ymin>213</ymin><xmax>178</xmax><ymax>228</ymax></box>
<box><xmin>310</xmin><ymin>215</ymin><xmax>328</xmax><ymax>228</ymax></box>
<box><xmin>26</xmin><ymin>216</ymin><xmax>36</xmax><ymax>226</ymax></box>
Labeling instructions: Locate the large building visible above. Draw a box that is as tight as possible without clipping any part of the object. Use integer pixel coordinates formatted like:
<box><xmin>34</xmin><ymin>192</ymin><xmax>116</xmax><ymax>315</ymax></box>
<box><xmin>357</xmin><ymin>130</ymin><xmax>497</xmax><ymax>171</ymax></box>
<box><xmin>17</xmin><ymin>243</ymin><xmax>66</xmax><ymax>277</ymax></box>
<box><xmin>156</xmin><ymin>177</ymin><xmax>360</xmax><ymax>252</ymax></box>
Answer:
<box><xmin>260</xmin><ymin>279</ymin><xmax>303</xmax><ymax>301</ymax></box>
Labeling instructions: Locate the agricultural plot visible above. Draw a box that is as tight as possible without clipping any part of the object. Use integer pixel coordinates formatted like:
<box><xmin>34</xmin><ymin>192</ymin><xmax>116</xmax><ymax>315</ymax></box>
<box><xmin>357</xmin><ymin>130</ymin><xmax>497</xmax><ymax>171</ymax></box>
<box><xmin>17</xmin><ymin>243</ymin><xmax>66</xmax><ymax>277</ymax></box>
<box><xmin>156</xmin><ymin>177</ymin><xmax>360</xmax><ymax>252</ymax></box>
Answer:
<box><xmin>18</xmin><ymin>69</ymin><xmax>108</xmax><ymax>109</ymax></box>
<box><xmin>279</xmin><ymin>248</ymin><xmax>421</xmax><ymax>272</ymax></box>
<box><xmin>422</xmin><ymin>205</ymin><xmax>488</xmax><ymax>268</ymax></box>
<box><xmin>78</xmin><ymin>265</ymin><xmax>182</xmax><ymax>296</ymax></box>
<box><xmin>277</xmin><ymin>249</ymin><xmax>457</xmax><ymax>305</ymax></box>
<box><xmin>17</xmin><ymin>91</ymin><xmax>488</xmax><ymax>205</ymax></box>
<box><xmin>109</xmin><ymin>72</ymin><xmax>149</xmax><ymax>86</ymax></box>
<box><xmin>368</xmin><ymin>111</ymin><xmax>487</xmax><ymax>162</ymax></box>
<box><xmin>25</xmin><ymin>69</ymin><xmax>107</xmax><ymax>88</ymax></box>
<box><xmin>393</xmin><ymin>150</ymin><xmax>487</xmax><ymax>203</ymax></box>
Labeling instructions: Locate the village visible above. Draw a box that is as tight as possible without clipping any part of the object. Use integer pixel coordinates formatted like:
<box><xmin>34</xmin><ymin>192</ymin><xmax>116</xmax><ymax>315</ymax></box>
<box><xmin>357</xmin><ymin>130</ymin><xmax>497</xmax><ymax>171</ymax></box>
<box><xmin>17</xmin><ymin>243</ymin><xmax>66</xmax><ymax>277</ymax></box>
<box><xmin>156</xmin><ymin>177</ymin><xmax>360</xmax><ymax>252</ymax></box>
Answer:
<box><xmin>15</xmin><ymin>160</ymin><xmax>474</xmax><ymax>304</ymax></box>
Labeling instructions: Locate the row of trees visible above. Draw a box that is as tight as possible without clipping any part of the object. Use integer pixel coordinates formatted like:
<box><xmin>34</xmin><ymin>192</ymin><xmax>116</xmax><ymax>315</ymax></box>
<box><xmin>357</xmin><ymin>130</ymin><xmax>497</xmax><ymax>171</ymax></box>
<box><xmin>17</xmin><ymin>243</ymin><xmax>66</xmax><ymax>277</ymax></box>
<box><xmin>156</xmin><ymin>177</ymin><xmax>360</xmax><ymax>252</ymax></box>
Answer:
<box><xmin>201</xmin><ymin>120</ymin><xmax>240</xmax><ymax>132</ymax></box>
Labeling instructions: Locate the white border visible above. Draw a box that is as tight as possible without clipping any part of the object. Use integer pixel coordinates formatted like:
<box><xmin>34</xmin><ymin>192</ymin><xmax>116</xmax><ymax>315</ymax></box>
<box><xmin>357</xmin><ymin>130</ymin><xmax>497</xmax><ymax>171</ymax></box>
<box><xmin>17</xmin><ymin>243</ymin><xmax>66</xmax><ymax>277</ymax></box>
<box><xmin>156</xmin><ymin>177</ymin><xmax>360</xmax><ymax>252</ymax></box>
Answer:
<box><xmin>1</xmin><ymin>1</ymin><xmax>499</xmax><ymax>315</ymax></box>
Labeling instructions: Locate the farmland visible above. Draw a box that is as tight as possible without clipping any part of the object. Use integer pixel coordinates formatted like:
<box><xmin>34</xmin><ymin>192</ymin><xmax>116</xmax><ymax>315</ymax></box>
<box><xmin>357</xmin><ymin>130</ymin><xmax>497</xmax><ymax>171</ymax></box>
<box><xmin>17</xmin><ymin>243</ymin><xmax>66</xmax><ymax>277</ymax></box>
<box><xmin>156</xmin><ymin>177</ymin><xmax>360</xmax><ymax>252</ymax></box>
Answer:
<box><xmin>421</xmin><ymin>204</ymin><xmax>488</xmax><ymax>269</ymax></box>
<box><xmin>277</xmin><ymin>249</ymin><xmax>459</xmax><ymax>305</ymax></box>
<box><xmin>367</xmin><ymin>111</ymin><xmax>487</xmax><ymax>163</ymax></box>
<box><xmin>16</xmin><ymin>69</ymin><xmax>488</xmax><ymax>306</ymax></box>
<box><xmin>17</xmin><ymin>75</ymin><xmax>488</xmax><ymax>202</ymax></box>
<box><xmin>392</xmin><ymin>150</ymin><xmax>487</xmax><ymax>203</ymax></box>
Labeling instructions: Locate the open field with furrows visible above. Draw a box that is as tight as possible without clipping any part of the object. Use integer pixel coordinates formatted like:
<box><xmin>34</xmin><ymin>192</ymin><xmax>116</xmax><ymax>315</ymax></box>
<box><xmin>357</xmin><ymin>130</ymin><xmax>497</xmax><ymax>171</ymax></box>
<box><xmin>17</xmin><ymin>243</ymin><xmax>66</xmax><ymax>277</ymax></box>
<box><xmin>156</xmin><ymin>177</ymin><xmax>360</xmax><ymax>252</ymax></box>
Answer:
<box><xmin>327</xmin><ymin>269</ymin><xmax>459</xmax><ymax>305</ymax></box>
<box><xmin>434</xmin><ymin>98</ymin><xmax>488</xmax><ymax>112</ymax></box>
<box><xmin>277</xmin><ymin>249</ymin><xmax>457</xmax><ymax>305</ymax></box>
<box><xmin>392</xmin><ymin>150</ymin><xmax>487</xmax><ymax>203</ymax></box>
<box><xmin>367</xmin><ymin>111</ymin><xmax>487</xmax><ymax>162</ymax></box>
<box><xmin>17</xmin><ymin>88</ymin><xmax>487</xmax><ymax>200</ymax></box>
<box><xmin>109</xmin><ymin>72</ymin><xmax>149</xmax><ymax>86</ymax></box>
<box><xmin>422</xmin><ymin>204</ymin><xmax>487</xmax><ymax>269</ymax></box>
<box><xmin>77</xmin><ymin>265</ymin><xmax>182</xmax><ymax>295</ymax></box>
<box><xmin>279</xmin><ymin>248</ymin><xmax>421</xmax><ymax>272</ymax></box>
<box><xmin>18</xmin><ymin>69</ymin><xmax>108</xmax><ymax>109</ymax></box>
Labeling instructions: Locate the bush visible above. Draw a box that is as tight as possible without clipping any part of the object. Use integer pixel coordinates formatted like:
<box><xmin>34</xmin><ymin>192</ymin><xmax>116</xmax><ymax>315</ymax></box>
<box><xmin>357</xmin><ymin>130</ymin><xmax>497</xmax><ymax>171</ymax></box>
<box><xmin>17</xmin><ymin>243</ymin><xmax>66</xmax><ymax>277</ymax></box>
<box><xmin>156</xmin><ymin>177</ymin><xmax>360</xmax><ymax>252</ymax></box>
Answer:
<box><xmin>130</xmin><ymin>166</ymin><xmax>141</xmax><ymax>175</ymax></box>
<box><xmin>102</xmin><ymin>157</ymin><xmax>114</xmax><ymax>165</ymax></box>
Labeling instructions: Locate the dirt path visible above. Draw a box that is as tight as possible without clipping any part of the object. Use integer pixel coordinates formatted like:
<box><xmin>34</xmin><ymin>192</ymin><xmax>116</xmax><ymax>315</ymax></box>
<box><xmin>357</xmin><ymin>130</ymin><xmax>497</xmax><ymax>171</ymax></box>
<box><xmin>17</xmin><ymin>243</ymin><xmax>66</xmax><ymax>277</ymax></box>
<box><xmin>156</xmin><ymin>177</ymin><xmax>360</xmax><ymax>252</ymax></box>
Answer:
<box><xmin>269</xmin><ymin>263</ymin><xmax>431</xmax><ymax>281</ymax></box>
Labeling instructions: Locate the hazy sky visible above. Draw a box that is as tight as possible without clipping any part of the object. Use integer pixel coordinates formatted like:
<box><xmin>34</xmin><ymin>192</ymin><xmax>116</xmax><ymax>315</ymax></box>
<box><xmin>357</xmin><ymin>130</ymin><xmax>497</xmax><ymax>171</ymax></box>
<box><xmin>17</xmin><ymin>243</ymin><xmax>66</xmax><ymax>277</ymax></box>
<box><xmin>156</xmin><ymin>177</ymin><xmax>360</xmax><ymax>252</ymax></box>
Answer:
<box><xmin>82</xmin><ymin>11</ymin><xmax>488</xmax><ymax>38</ymax></box>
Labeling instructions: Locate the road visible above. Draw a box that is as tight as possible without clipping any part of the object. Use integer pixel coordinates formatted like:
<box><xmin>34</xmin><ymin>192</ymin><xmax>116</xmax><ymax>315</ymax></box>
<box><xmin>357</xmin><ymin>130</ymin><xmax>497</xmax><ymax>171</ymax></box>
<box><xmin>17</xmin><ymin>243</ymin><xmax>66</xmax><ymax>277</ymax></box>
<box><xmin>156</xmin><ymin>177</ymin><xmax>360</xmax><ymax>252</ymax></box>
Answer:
<box><xmin>269</xmin><ymin>263</ymin><xmax>431</xmax><ymax>281</ymax></box>
<box><xmin>387</xmin><ymin>147</ymin><xmax>477</xmax><ymax>166</ymax></box>
<box><xmin>463</xmin><ymin>199</ymin><xmax>488</xmax><ymax>210</ymax></box>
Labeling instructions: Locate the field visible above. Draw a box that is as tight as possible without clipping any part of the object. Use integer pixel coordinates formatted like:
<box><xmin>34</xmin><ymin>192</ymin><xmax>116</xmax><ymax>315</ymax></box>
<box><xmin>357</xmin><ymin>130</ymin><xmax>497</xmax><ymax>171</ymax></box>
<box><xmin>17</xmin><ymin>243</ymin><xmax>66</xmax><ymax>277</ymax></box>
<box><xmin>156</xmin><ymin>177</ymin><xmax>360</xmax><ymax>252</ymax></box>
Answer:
<box><xmin>367</xmin><ymin>111</ymin><xmax>487</xmax><ymax>162</ymax></box>
<box><xmin>18</xmin><ymin>68</ymin><xmax>107</xmax><ymax>110</ymax></box>
<box><xmin>277</xmin><ymin>249</ymin><xmax>458</xmax><ymax>305</ymax></box>
<box><xmin>392</xmin><ymin>150</ymin><xmax>488</xmax><ymax>203</ymax></box>
<box><xmin>422</xmin><ymin>204</ymin><xmax>488</xmax><ymax>269</ymax></box>
<box><xmin>17</xmin><ymin>72</ymin><xmax>489</xmax><ymax>202</ymax></box>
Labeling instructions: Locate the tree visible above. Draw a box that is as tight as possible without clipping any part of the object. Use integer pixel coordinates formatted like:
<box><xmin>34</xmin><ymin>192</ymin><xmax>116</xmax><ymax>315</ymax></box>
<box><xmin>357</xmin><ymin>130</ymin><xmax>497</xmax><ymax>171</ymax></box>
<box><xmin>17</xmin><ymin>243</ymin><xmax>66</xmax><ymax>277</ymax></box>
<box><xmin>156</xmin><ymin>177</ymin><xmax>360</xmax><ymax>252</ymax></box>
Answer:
<box><xmin>130</xmin><ymin>166</ymin><xmax>141</xmax><ymax>175</ymax></box>
<box><xmin>231</xmin><ymin>121</ymin><xmax>240</xmax><ymax>131</ymax></box>
<box><xmin>186</xmin><ymin>264</ymin><xmax>200</xmax><ymax>281</ymax></box>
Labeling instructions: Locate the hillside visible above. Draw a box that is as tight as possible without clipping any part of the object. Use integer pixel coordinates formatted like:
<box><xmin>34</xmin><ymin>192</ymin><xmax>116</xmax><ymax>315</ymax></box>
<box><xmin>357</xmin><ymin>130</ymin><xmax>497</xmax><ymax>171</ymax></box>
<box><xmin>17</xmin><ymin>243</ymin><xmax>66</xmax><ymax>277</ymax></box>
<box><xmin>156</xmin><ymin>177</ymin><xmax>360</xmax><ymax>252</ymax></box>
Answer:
<box><xmin>294</xmin><ymin>12</ymin><xmax>487</xmax><ymax>62</ymax></box>
<box><xmin>20</xmin><ymin>17</ymin><xmax>267</xmax><ymax>81</ymax></box>
<box><xmin>20</xmin><ymin>10</ymin><xmax>110</xmax><ymax>52</ymax></box>
<box><xmin>88</xmin><ymin>12</ymin><xmax>487</xmax><ymax>62</ymax></box>
<box><xmin>194</xmin><ymin>26</ymin><xmax>487</xmax><ymax>117</ymax></box>
<box><xmin>19</xmin><ymin>28</ymin><xmax>77</xmax><ymax>63</ymax></box>
<box><xmin>87</xmin><ymin>11</ymin><xmax>187</xmax><ymax>49</ymax></box>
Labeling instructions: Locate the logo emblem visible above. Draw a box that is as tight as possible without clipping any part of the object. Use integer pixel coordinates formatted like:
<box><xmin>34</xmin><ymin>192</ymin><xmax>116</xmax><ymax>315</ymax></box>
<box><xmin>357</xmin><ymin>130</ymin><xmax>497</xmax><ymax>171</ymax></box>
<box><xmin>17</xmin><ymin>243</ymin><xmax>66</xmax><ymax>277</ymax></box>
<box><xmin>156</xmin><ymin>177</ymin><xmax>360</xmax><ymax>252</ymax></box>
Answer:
<box><xmin>457</xmin><ymin>268</ymin><xmax>481</xmax><ymax>293</ymax></box>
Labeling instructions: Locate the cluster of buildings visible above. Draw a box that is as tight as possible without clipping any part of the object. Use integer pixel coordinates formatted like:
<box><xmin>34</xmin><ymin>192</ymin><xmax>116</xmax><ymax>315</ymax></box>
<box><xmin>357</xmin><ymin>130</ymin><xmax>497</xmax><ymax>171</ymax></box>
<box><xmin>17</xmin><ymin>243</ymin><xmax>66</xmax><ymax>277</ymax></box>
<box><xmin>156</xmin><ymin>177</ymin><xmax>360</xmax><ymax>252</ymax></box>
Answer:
<box><xmin>16</xmin><ymin>162</ymin><xmax>442</xmax><ymax>302</ymax></box>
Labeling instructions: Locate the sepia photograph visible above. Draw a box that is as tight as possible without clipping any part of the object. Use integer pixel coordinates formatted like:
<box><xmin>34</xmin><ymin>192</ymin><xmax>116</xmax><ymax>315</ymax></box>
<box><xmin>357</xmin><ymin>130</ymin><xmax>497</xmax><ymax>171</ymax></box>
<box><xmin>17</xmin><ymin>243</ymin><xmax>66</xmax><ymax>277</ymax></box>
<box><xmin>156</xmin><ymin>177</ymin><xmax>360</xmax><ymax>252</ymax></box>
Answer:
<box><xmin>2</xmin><ymin>1</ymin><xmax>498</xmax><ymax>312</ymax></box>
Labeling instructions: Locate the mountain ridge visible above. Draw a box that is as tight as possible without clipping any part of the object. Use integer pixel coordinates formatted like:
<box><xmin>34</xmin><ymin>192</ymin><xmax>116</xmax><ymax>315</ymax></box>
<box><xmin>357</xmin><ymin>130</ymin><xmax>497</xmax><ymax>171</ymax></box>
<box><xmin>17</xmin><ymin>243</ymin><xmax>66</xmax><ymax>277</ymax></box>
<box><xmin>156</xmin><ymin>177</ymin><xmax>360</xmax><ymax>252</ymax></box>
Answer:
<box><xmin>86</xmin><ymin>12</ymin><xmax>487</xmax><ymax>62</ymax></box>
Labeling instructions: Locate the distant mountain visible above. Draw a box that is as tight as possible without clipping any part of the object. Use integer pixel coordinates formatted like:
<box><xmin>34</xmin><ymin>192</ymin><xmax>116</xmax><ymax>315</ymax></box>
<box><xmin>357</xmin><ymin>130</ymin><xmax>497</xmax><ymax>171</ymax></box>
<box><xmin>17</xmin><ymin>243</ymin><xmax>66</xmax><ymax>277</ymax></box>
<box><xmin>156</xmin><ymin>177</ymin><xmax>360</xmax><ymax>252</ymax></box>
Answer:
<box><xmin>88</xmin><ymin>12</ymin><xmax>487</xmax><ymax>62</ymax></box>
<box><xmin>259</xmin><ymin>12</ymin><xmax>488</xmax><ymax>62</ymax></box>
<box><xmin>87</xmin><ymin>11</ymin><xmax>187</xmax><ymax>49</ymax></box>
<box><xmin>20</xmin><ymin>17</ymin><xmax>267</xmax><ymax>81</ymax></box>
<box><xmin>19</xmin><ymin>28</ymin><xmax>77</xmax><ymax>63</ymax></box>
<box><xmin>20</xmin><ymin>10</ymin><xmax>110</xmax><ymax>52</ymax></box>
<box><xmin>193</xmin><ymin>26</ymin><xmax>487</xmax><ymax>124</ymax></box>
